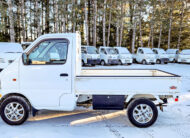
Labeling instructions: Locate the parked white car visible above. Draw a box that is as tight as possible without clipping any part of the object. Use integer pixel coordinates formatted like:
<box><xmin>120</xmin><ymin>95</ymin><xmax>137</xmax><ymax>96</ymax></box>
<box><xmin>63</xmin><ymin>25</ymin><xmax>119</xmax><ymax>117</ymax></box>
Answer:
<box><xmin>134</xmin><ymin>47</ymin><xmax>156</xmax><ymax>64</ymax></box>
<box><xmin>99</xmin><ymin>46</ymin><xmax>119</xmax><ymax>65</ymax></box>
<box><xmin>114</xmin><ymin>47</ymin><xmax>133</xmax><ymax>65</ymax></box>
<box><xmin>81</xmin><ymin>46</ymin><xmax>100</xmax><ymax>66</ymax></box>
<box><xmin>152</xmin><ymin>48</ymin><xmax>169</xmax><ymax>64</ymax></box>
<box><xmin>177</xmin><ymin>49</ymin><xmax>190</xmax><ymax>63</ymax></box>
<box><xmin>0</xmin><ymin>42</ymin><xmax>23</xmax><ymax>71</ymax></box>
<box><xmin>0</xmin><ymin>33</ymin><xmax>181</xmax><ymax>128</ymax></box>
<box><xmin>166</xmin><ymin>49</ymin><xmax>179</xmax><ymax>62</ymax></box>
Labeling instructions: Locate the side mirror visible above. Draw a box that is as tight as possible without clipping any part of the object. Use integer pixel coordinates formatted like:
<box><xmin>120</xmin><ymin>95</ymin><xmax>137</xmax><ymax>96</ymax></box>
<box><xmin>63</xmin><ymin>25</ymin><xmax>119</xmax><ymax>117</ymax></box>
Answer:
<box><xmin>22</xmin><ymin>53</ymin><xmax>29</xmax><ymax>65</ymax></box>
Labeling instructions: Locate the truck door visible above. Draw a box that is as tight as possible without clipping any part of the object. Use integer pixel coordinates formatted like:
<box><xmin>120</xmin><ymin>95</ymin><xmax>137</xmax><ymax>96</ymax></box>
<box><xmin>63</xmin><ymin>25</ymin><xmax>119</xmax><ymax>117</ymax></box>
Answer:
<box><xmin>20</xmin><ymin>38</ymin><xmax>72</xmax><ymax>107</ymax></box>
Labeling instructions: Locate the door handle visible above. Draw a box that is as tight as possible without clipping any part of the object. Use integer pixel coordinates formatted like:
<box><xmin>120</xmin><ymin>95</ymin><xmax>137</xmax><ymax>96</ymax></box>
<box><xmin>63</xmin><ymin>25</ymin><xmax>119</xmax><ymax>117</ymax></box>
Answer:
<box><xmin>60</xmin><ymin>73</ymin><xmax>68</xmax><ymax>77</ymax></box>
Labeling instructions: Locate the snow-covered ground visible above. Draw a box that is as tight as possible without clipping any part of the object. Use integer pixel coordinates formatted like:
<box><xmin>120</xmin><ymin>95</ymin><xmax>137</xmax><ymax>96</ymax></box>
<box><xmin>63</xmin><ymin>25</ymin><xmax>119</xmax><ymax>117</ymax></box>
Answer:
<box><xmin>1</xmin><ymin>63</ymin><xmax>190</xmax><ymax>138</ymax></box>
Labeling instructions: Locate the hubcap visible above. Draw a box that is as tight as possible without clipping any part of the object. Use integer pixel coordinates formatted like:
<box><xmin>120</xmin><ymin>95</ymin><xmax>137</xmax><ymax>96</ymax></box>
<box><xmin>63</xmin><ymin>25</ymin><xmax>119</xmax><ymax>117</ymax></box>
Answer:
<box><xmin>101</xmin><ymin>61</ymin><xmax>104</xmax><ymax>65</ymax></box>
<box><xmin>4</xmin><ymin>102</ymin><xmax>25</xmax><ymax>122</ymax></box>
<box><xmin>132</xmin><ymin>104</ymin><xmax>153</xmax><ymax>124</ymax></box>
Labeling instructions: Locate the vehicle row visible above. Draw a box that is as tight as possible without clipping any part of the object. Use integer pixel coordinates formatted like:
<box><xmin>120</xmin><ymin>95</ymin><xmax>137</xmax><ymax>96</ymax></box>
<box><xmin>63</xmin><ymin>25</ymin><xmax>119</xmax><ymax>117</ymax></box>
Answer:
<box><xmin>81</xmin><ymin>45</ymin><xmax>190</xmax><ymax>66</ymax></box>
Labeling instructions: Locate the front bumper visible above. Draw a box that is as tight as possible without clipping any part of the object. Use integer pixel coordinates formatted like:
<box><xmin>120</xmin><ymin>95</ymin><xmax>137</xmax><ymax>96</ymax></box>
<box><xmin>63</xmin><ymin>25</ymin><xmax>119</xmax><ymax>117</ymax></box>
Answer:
<box><xmin>146</xmin><ymin>59</ymin><xmax>156</xmax><ymax>63</ymax></box>
<box><xmin>160</xmin><ymin>58</ymin><xmax>169</xmax><ymax>63</ymax></box>
<box><xmin>178</xmin><ymin>59</ymin><xmax>190</xmax><ymax>63</ymax></box>
<box><xmin>121</xmin><ymin>59</ymin><xmax>133</xmax><ymax>64</ymax></box>
<box><xmin>87</xmin><ymin>59</ymin><xmax>101</xmax><ymax>65</ymax></box>
<box><xmin>108</xmin><ymin>59</ymin><xmax>119</xmax><ymax>65</ymax></box>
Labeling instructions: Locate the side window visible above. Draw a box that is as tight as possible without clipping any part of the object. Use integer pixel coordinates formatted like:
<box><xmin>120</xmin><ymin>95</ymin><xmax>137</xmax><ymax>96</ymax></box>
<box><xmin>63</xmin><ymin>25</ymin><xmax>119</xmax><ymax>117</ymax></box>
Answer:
<box><xmin>138</xmin><ymin>49</ymin><xmax>143</xmax><ymax>54</ymax></box>
<box><xmin>81</xmin><ymin>47</ymin><xmax>87</xmax><ymax>54</ymax></box>
<box><xmin>176</xmin><ymin>50</ymin><xmax>179</xmax><ymax>54</ymax></box>
<box><xmin>115</xmin><ymin>49</ymin><xmax>119</xmax><ymax>54</ymax></box>
<box><xmin>28</xmin><ymin>39</ymin><xmax>68</xmax><ymax>65</ymax></box>
<box><xmin>100</xmin><ymin>48</ymin><xmax>106</xmax><ymax>54</ymax></box>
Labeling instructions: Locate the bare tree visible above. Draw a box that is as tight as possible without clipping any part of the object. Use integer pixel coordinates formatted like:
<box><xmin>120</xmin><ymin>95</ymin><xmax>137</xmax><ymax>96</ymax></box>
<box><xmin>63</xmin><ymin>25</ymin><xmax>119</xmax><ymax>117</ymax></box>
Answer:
<box><xmin>7</xmin><ymin>0</ymin><xmax>15</xmax><ymax>42</ymax></box>
<box><xmin>84</xmin><ymin>0</ymin><xmax>89</xmax><ymax>45</ymax></box>
<box><xmin>20</xmin><ymin>0</ymin><xmax>26</xmax><ymax>42</ymax></box>
<box><xmin>93</xmin><ymin>0</ymin><xmax>97</xmax><ymax>46</ymax></box>
<box><xmin>103</xmin><ymin>0</ymin><xmax>107</xmax><ymax>46</ymax></box>
<box><xmin>107</xmin><ymin>0</ymin><xmax>112</xmax><ymax>46</ymax></box>
<box><xmin>132</xmin><ymin>1</ymin><xmax>137</xmax><ymax>54</ymax></box>
<box><xmin>55</xmin><ymin>0</ymin><xmax>59</xmax><ymax>33</ymax></box>
<box><xmin>119</xmin><ymin>0</ymin><xmax>124</xmax><ymax>47</ymax></box>
<box><xmin>177</xmin><ymin>0</ymin><xmax>185</xmax><ymax>49</ymax></box>
<box><xmin>167</xmin><ymin>0</ymin><xmax>174</xmax><ymax>49</ymax></box>
<box><xmin>72</xmin><ymin>0</ymin><xmax>76</xmax><ymax>32</ymax></box>
<box><xmin>36</xmin><ymin>0</ymin><xmax>41</xmax><ymax>36</ymax></box>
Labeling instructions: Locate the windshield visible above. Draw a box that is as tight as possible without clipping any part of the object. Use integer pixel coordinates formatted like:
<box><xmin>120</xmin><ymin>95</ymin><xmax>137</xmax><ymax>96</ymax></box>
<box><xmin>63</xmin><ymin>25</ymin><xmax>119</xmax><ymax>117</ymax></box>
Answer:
<box><xmin>167</xmin><ymin>49</ymin><xmax>178</xmax><ymax>54</ymax></box>
<box><xmin>143</xmin><ymin>48</ymin><xmax>154</xmax><ymax>54</ymax></box>
<box><xmin>106</xmin><ymin>48</ymin><xmax>117</xmax><ymax>54</ymax></box>
<box><xmin>117</xmin><ymin>48</ymin><xmax>130</xmax><ymax>54</ymax></box>
<box><xmin>87</xmin><ymin>47</ymin><xmax>98</xmax><ymax>54</ymax></box>
<box><xmin>181</xmin><ymin>50</ymin><xmax>190</xmax><ymax>55</ymax></box>
<box><xmin>159</xmin><ymin>49</ymin><xmax>166</xmax><ymax>54</ymax></box>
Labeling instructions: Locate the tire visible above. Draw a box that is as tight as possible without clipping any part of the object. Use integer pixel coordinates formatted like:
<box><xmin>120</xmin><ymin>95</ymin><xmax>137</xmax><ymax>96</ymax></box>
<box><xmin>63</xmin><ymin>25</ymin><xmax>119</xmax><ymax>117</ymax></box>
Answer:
<box><xmin>156</xmin><ymin>59</ymin><xmax>161</xmax><ymax>64</ymax></box>
<box><xmin>142</xmin><ymin>60</ymin><xmax>147</xmax><ymax>65</ymax></box>
<box><xmin>127</xmin><ymin>98</ymin><xmax>158</xmax><ymax>128</ymax></box>
<box><xmin>118</xmin><ymin>60</ymin><xmax>122</xmax><ymax>65</ymax></box>
<box><xmin>82</xmin><ymin>60</ymin><xmax>85</xmax><ymax>66</ymax></box>
<box><xmin>91</xmin><ymin>64</ymin><xmax>95</xmax><ymax>66</ymax></box>
<box><xmin>100</xmin><ymin>60</ymin><xmax>106</xmax><ymax>66</ymax></box>
<box><xmin>128</xmin><ymin>63</ymin><xmax>132</xmax><ymax>65</ymax></box>
<box><xmin>0</xmin><ymin>96</ymin><xmax>30</xmax><ymax>125</ymax></box>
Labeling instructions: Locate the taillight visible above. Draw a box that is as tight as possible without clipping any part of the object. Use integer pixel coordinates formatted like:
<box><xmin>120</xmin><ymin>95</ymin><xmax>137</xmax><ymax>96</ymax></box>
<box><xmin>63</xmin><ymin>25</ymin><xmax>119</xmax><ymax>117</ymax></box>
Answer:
<box><xmin>170</xmin><ymin>86</ymin><xmax>177</xmax><ymax>90</ymax></box>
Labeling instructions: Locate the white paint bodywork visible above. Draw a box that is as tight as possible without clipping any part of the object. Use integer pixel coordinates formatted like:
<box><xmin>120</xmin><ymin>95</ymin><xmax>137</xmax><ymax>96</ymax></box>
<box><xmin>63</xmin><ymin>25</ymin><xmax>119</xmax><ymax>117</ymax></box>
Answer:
<box><xmin>166</xmin><ymin>49</ymin><xmax>179</xmax><ymax>62</ymax></box>
<box><xmin>114</xmin><ymin>47</ymin><xmax>133</xmax><ymax>64</ymax></box>
<box><xmin>81</xmin><ymin>46</ymin><xmax>100</xmax><ymax>65</ymax></box>
<box><xmin>0</xmin><ymin>43</ymin><xmax>23</xmax><ymax>70</ymax></box>
<box><xmin>177</xmin><ymin>49</ymin><xmax>190</xmax><ymax>63</ymax></box>
<box><xmin>99</xmin><ymin>46</ymin><xmax>119</xmax><ymax>65</ymax></box>
<box><xmin>152</xmin><ymin>48</ymin><xmax>169</xmax><ymax>63</ymax></box>
<box><xmin>0</xmin><ymin>33</ymin><xmax>181</xmax><ymax>111</ymax></box>
<box><xmin>134</xmin><ymin>47</ymin><xmax>156</xmax><ymax>64</ymax></box>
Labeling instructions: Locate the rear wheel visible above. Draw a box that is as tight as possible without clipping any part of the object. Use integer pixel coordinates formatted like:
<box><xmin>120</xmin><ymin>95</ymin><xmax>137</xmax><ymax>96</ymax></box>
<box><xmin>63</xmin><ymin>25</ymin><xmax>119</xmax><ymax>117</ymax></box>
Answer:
<box><xmin>100</xmin><ymin>60</ymin><xmax>106</xmax><ymax>66</ymax></box>
<box><xmin>82</xmin><ymin>60</ymin><xmax>85</xmax><ymax>66</ymax></box>
<box><xmin>127</xmin><ymin>98</ymin><xmax>158</xmax><ymax>128</ymax></box>
<box><xmin>142</xmin><ymin>60</ymin><xmax>147</xmax><ymax>65</ymax></box>
<box><xmin>118</xmin><ymin>60</ymin><xmax>122</xmax><ymax>65</ymax></box>
<box><xmin>0</xmin><ymin>96</ymin><xmax>30</xmax><ymax>125</ymax></box>
<box><xmin>156</xmin><ymin>59</ymin><xmax>161</xmax><ymax>64</ymax></box>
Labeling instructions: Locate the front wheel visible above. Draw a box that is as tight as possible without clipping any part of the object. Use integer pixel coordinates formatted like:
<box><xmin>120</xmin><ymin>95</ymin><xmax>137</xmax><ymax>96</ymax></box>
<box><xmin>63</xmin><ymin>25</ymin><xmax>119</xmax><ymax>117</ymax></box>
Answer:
<box><xmin>127</xmin><ymin>98</ymin><xmax>158</xmax><ymax>128</ymax></box>
<box><xmin>0</xmin><ymin>96</ymin><xmax>29</xmax><ymax>125</ymax></box>
<box><xmin>100</xmin><ymin>60</ymin><xmax>106</xmax><ymax>66</ymax></box>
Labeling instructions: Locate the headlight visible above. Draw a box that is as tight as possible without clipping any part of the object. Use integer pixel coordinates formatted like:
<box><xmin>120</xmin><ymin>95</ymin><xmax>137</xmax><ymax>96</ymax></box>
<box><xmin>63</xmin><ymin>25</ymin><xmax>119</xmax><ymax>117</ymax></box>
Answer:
<box><xmin>97</xmin><ymin>55</ymin><xmax>100</xmax><ymax>58</ymax></box>
<box><xmin>87</xmin><ymin>55</ymin><xmax>92</xmax><ymax>59</ymax></box>
<box><xmin>0</xmin><ymin>58</ymin><xmax>5</xmax><ymax>63</ymax></box>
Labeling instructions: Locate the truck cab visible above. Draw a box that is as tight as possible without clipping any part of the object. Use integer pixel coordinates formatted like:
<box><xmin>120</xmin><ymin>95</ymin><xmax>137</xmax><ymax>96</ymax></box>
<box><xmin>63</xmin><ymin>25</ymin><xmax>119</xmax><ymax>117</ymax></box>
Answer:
<box><xmin>0</xmin><ymin>42</ymin><xmax>23</xmax><ymax>72</ymax></box>
<box><xmin>114</xmin><ymin>47</ymin><xmax>132</xmax><ymax>65</ymax></box>
<box><xmin>166</xmin><ymin>49</ymin><xmax>179</xmax><ymax>63</ymax></box>
<box><xmin>134</xmin><ymin>47</ymin><xmax>156</xmax><ymax>64</ymax></box>
<box><xmin>81</xmin><ymin>46</ymin><xmax>100</xmax><ymax>66</ymax></box>
<box><xmin>177</xmin><ymin>49</ymin><xmax>190</xmax><ymax>63</ymax></box>
<box><xmin>99</xmin><ymin>46</ymin><xmax>119</xmax><ymax>65</ymax></box>
<box><xmin>152</xmin><ymin>48</ymin><xmax>169</xmax><ymax>64</ymax></box>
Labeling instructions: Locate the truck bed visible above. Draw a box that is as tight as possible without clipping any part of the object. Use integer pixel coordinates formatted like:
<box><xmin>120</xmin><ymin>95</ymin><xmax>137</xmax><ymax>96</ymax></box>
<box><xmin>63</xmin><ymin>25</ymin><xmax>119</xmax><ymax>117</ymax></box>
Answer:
<box><xmin>75</xmin><ymin>69</ymin><xmax>180</xmax><ymax>95</ymax></box>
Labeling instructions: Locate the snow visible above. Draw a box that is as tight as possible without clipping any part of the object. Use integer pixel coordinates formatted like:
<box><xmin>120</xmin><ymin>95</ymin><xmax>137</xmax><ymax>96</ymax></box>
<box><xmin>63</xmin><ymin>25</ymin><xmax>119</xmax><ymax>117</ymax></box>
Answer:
<box><xmin>1</xmin><ymin>63</ymin><xmax>190</xmax><ymax>138</ymax></box>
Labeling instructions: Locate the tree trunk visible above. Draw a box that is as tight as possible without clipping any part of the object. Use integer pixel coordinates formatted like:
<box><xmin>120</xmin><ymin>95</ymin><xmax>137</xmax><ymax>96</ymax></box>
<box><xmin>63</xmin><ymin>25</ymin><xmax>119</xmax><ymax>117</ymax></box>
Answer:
<box><xmin>72</xmin><ymin>0</ymin><xmax>76</xmax><ymax>32</ymax></box>
<box><xmin>36</xmin><ymin>0</ymin><xmax>41</xmax><ymax>36</ymax></box>
<box><xmin>132</xmin><ymin>21</ymin><xmax>137</xmax><ymax>54</ymax></box>
<box><xmin>119</xmin><ymin>0</ymin><xmax>124</xmax><ymax>47</ymax></box>
<box><xmin>103</xmin><ymin>0</ymin><xmax>106</xmax><ymax>46</ymax></box>
<box><xmin>158</xmin><ymin>23</ymin><xmax>163</xmax><ymax>48</ymax></box>
<box><xmin>84</xmin><ymin>0</ymin><xmax>89</xmax><ymax>45</ymax></box>
<box><xmin>168</xmin><ymin>0</ymin><xmax>174</xmax><ymax>49</ymax></box>
<box><xmin>116</xmin><ymin>21</ymin><xmax>120</xmax><ymax>46</ymax></box>
<box><xmin>177</xmin><ymin>0</ymin><xmax>185</xmax><ymax>49</ymax></box>
<box><xmin>55</xmin><ymin>0</ymin><xmax>59</xmax><ymax>33</ymax></box>
<box><xmin>45</xmin><ymin>0</ymin><xmax>50</xmax><ymax>33</ymax></box>
<box><xmin>93</xmin><ymin>0</ymin><xmax>97</xmax><ymax>46</ymax></box>
<box><xmin>107</xmin><ymin>0</ymin><xmax>112</xmax><ymax>46</ymax></box>
<box><xmin>7</xmin><ymin>0</ymin><xmax>15</xmax><ymax>42</ymax></box>
<box><xmin>139</xmin><ymin>18</ymin><xmax>143</xmax><ymax>47</ymax></box>
<box><xmin>21</xmin><ymin>0</ymin><xmax>26</xmax><ymax>42</ymax></box>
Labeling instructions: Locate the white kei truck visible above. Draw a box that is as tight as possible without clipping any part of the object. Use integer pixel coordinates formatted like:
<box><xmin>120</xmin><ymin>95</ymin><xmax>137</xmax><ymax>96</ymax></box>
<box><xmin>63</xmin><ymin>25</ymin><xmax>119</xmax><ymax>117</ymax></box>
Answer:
<box><xmin>0</xmin><ymin>33</ymin><xmax>180</xmax><ymax>128</ymax></box>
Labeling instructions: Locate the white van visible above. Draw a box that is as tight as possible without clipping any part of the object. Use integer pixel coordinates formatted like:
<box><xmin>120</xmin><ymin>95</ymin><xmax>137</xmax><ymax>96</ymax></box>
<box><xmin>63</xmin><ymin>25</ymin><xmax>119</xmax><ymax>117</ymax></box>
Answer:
<box><xmin>114</xmin><ymin>47</ymin><xmax>133</xmax><ymax>65</ymax></box>
<box><xmin>99</xmin><ymin>46</ymin><xmax>119</xmax><ymax>65</ymax></box>
<box><xmin>81</xmin><ymin>46</ymin><xmax>100</xmax><ymax>66</ymax></box>
<box><xmin>177</xmin><ymin>49</ymin><xmax>190</xmax><ymax>63</ymax></box>
<box><xmin>166</xmin><ymin>49</ymin><xmax>179</xmax><ymax>62</ymax></box>
<box><xmin>0</xmin><ymin>33</ymin><xmax>181</xmax><ymax>127</ymax></box>
<box><xmin>152</xmin><ymin>48</ymin><xmax>169</xmax><ymax>64</ymax></box>
<box><xmin>0</xmin><ymin>42</ymin><xmax>23</xmax><ymax>71</ymax></box>
<box><xmin>134</xmin><ymin>47</ymin><xmax>156</xmax><ymax>64</ymax></box>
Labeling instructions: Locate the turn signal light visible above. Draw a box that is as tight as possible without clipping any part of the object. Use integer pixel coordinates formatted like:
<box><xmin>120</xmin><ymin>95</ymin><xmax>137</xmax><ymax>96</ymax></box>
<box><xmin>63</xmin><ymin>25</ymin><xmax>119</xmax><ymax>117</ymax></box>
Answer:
<box><xmin>175</xmin><ymin>96</ymin><xmax>179</xmax><ymax>102</ymax></box>
<box><xmin>170</xmin><ymin>86</ymin><xmax>177</xmax><ymax>90</ymax></box>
